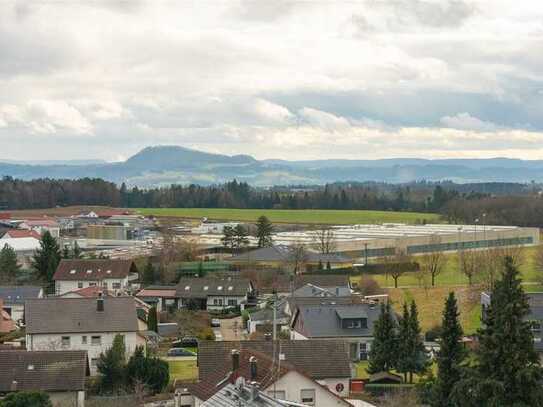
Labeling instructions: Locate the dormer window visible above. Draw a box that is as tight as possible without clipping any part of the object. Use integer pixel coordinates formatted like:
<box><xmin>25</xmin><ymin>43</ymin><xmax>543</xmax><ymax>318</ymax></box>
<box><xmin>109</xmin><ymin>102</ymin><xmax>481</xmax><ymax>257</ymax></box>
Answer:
<box><xmin>185</xmin><ymin>286</ymin><xmax>190</xmax><ymax>290</ymax></box>
<box><xmin>218</xmin><ymin>286</ymin><xmax>223</xmax><ymax>291</ymax></box>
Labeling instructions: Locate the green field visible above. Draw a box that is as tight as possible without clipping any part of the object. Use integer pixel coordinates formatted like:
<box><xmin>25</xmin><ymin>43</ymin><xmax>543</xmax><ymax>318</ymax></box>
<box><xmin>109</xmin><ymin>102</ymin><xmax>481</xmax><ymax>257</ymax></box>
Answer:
<box><xmin>167</xmin><ymin>359</ymin><xmax>198</xmax><ymax>382</ymax></box>
<box><xmin>137</xmin><ymin>208</ymin><xmax>440</xmax><ymax>225</ymax></box>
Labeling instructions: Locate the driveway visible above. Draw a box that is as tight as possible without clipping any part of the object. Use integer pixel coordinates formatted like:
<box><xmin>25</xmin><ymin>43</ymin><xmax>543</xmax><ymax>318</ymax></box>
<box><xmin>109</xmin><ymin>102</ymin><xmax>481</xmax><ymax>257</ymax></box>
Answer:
<box><xmin>219</xmin><ymin>316</ymin><xmax>246</xmax><ymax>341</ymax></box>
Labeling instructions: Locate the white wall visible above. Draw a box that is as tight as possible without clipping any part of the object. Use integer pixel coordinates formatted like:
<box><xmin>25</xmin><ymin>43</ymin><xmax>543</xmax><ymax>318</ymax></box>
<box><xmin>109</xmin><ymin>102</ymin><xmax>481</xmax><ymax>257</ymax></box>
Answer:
<box><xmin>27</xmin><ymin>331</ymin><xmax>138</xmax><ymax>375</ymax></box>
<box><xmin>265</xmin><ymin>371</ymin><xmax>351</xmax><ymax>407</ymax></box>
<box><xmin>55</xmin><ymin>277</ymin><xmax>130</xmax><ymax>295</ymax></box>
<box><xmin>206</xmin><ymin>295</ymin><xmax>246</xmax><ymax>310</ymax></box>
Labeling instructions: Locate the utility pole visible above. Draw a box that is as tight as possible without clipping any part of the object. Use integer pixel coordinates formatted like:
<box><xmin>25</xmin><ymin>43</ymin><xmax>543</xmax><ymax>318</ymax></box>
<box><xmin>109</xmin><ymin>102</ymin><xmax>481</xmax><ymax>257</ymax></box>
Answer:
<box><xmin>272</xmin><ymin>294</ymin><xmax>277</xmax><ymax>341</ymax></box>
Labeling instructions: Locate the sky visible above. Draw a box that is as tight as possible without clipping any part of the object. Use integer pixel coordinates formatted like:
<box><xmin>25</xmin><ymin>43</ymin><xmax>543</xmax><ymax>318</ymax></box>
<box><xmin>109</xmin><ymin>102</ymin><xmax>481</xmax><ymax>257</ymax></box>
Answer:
<box><xmin>2</xmin><ymin>0</ymin><xmax>543</xmax><ymax>162</ymax></box>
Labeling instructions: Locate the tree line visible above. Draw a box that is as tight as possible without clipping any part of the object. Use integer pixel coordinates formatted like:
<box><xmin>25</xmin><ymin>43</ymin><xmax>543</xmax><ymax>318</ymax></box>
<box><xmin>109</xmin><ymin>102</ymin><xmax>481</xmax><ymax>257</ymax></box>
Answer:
<box><xmin>4</xmin><ymin>176</ymin><xmax>543</xmax><ymax>227</ymax></box>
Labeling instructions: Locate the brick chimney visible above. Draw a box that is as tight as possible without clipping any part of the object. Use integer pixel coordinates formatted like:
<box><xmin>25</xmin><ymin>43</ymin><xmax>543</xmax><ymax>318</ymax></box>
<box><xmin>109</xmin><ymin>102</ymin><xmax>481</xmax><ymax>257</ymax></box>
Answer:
<box><xmin>249</xmin><ymin>356</ymin><xmax>257</xmax><ymax>381</ymax></box>
<box><xmin>97</xmin><ymin>293</ymin><xmax>104</xmax><ymax>312</ymax></box>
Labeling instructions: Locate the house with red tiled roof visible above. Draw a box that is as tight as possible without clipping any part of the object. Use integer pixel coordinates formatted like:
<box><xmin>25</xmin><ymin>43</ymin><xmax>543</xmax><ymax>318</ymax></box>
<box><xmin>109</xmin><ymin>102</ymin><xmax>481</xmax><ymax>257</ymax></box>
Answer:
<box><xmin>19</xmin><ymin>218</ymin><xmax>60</xmax><ymax>238</ymax></box>
<box><xmin>181</xmin><ymin>348</ymin><xmax>353</xmax><ymax>407</ymax></box>
<box><xmin>0</xmin><ymin>229</ymin><xmax>42</xmax><ymax>240</ymax></box>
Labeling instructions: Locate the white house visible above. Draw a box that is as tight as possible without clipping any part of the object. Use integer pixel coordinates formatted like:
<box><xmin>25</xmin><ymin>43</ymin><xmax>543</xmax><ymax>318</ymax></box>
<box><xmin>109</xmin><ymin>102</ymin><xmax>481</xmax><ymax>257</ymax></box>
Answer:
<box><xmin>185</xmin><ymin>349</ymin><xmax>353</xmax><ymax>406</ymax></box>
<box><xmin>25</xmin><ymin>296</ymin><xmax>141</xmax><ymax>375</ymax></box>
<box><xmin>53</xmin><ymin>259</ymin><xmax>139</xmax><ymax>296</ymax></box>
<box><xmin>176</xmin><ymin>277</ymin><xmax>254</xmax><ymax>311</ymax></box>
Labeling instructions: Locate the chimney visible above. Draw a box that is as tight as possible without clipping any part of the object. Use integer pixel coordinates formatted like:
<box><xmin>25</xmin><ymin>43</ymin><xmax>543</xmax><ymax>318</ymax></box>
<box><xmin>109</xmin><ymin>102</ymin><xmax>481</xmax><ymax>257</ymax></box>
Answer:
<box><xmin>97</xmin><ymin>293</ymin><xmax>104</xmax><ymax>312</ymax></box>
<box><xmin>231</xmin><ymin>349</ymin><xmax>240</xmax><ymax>371</ymax></box>
<box><xmin>249</xmin><ymin>356</ymin><xmax>257</xmax><ymax>381</ymax></box>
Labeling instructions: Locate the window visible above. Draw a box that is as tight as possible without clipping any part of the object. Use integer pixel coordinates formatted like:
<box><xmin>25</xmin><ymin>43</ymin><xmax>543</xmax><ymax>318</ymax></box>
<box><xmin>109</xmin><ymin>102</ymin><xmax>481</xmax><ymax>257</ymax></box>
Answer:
<box><xmin>89</xmin><ymin>282</ymin><xmax>97</xmax><ymax>287</ymax></box>
<box><xmin>112</xmin><ymin>282</ymin><xmax>121</xmax><ymax>289</ymax></box>
<box><xmin>359</xmin><ymin>343</ymin><xmax>369</xmax><ymax>360</ymax></box>
<box><xmin>267</xmin><ymin>390</ymin><xmax>286</xmax><ymax>399</ymax></box>
<box><xmin>530</xmin><ymin>321</ymin><xmax>541</xmax><ymax>333</ymax></box>
<box><xmin>91</xmin><ymin>358</ymin><xmax>98</xmax><ymax>367</ymax></box>
<box><xmin>103</xmin><ymin>282</ymin><xmax>108</xmax><ymax>289</ymax></box>
<box><xmin>227</xmin><ymin>299</ymin><xmax>237</xmax><ymax>306</ymax></box>
<box><xmin>77</xmin><ymin>282</ymin><xmax>83</xmax><ymax>289</ymax></box>
<box><xmin>91</xmin><ymin>335</ymin><xmax>101</xmax><ymax>345</ymax></box>
<box><xmin>300</xmin><ymin>389</ymin><xmax>315</xmax><ymax>405</ymax></box>
<box><xmin>61</xmin><ymin>336</ymin><xmax>70</xmax><ymax>347</ymax></box>
<box><xmin>81</xmin><ymin>335</ymin><xmax>87</xmax><ymax>344</ymax></box>
<box><xmin>213</xmin><ymin>298</ymin><xmax>223</xmax><ymax>306</ymax></box>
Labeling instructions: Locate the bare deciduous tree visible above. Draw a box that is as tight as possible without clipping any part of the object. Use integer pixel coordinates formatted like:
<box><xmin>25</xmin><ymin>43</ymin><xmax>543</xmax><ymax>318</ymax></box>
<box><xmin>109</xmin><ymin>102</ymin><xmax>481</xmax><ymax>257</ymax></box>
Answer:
<box><xmin>285</xmin><ymin>243</ymin><xmax>309</xmax><ymax>275</ymax></box>
<box><xmin>481</xmin><ymin>243</ymin><xmax>524</xmax><ymax>289</ymax></box>
<box><xmin>459</xmin><ymin>249</ymin><xmax>481</xmax><ymax>286</ymax></box>
<box><xmin>420</xmin><ymin>235</ymin><xmax>447</xmax><ymax>286</ymax></box>
<box><xmin>312</xmin><ymin>227</ymin><xmax>337</xmax><ymax>254</ymax></box>
<box><xmin>385</xmin><ymin>247</ymin><xmax>411</xmax><ymax>289</ymax></box>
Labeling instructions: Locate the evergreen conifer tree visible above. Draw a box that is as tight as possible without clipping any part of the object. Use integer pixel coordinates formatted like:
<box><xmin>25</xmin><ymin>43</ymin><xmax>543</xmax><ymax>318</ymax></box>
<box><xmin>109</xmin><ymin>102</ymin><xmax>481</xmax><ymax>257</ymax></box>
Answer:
<box><xmin>452</xmin><ymin>257</ymin><xmax>543</xmax><ymax>406</ymax></box>
<box><xmin>148</xmin><ymin>306</ymin><xmax>158</xmax><ymax>333</ymax></box>
<box><xmin>256</xmin><ymin>216</ymin><xmax>274</xmax><ymax>247</ymax></box>
<box><xmin>432</xmin><ymin>292</ymin><xmax>465</xmax><ymax>407</ymax></box>
<box><xmin>142</xmin><ymin>259</ymin><xmax>155</xmax><ymax>286</ymax></box>
<box><xmin>31</xmin><ymin>231</ymin><xmax>61</xmax><ymax>289</ymax></box>
<box><xmin>368</xmin><ymin>302</ymin><xmax>397</xmax><ymax>374</ymax></box>
<box><xmin>0</xmin><ymin>243</ymin><xmax>21</xmax><ymax>283</ymax></box>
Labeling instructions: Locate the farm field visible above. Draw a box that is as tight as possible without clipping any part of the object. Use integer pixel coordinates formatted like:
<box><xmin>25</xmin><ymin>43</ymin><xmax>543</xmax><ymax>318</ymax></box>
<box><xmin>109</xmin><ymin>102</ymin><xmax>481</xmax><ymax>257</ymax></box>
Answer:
<box><xmin>137</xmin><ymin>208</ymin><xmax>440</xmax><ymax>225</ymax></box>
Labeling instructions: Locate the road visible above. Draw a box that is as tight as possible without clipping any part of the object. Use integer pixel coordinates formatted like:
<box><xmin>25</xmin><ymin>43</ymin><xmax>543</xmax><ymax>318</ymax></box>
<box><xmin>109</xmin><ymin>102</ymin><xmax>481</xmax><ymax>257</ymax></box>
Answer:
<box><xmin>218</xmin><ymin>316</ymin><xmax>245</xmax><ymax>341</ymax></box>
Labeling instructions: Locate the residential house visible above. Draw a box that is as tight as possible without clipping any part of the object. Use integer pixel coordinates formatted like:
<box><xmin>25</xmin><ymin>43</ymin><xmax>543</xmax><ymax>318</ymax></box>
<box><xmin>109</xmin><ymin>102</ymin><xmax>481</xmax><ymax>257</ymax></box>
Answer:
<box><xmin>185</xmin><ymin>349</ymin><xmax>352</xmax><ymax>407</ymax></box>
<box><xmin>482</xmin><ymin>291</ymin><xmax>543</xmax><ymax>351</ymax></box>
<box><xmin>0</xmin><ymin>237</ymin><xmax>41</xmax><ymax>268</ymax></box>
<box><xmin>0</xmin><ymin>285</ymin><xmax>44</xmax><ymax>323</ymax></box>
<box><xmin>228</xmin><ymin>245</ymin><xmax>353</xmax><ymax>272</ymax></box>
<box><xmin>136</xmin><ymin>285</ymin><xmax>179</xmax><ymax>312</ymax></box>
<box><xmin>53</xmin><ymin>259</ymin><xmax>139</xmax><ymax>295</ymax></box>
<box><xmin>290</xmin><ymin>302</ymin><xmax>383</xmax><ymax>361</ymax></box>
<box><xmin>176</xmin><ymin>278</ymin><xmax>254</xmax><ymax>311</ymax></box>
<box><xmin>25</xmin><ymin>297</ymin><xmax>140</xmax><ymax>375</ymax></box>
<box><xmin>19</xmin><ymin>218</ymin><xmax>60</xmax><ymax>238</ymax></box>
<box><xmin>0</xmin><ymin>229</ymin><xmax>42</xmax><ymax>240</ymax></box>
<box><xmin>0</xmin><ymin>350</ymin><xmax>88</xmax><ymax>407</ymax></box>
<box><xmin>247</xmin><ymin>302</ymin><xmax>290</xmax><ymax>335</ymax></box>
<box><xmin>258</xmin><ymin>274</ymin><xmax>352</xmax><ymax>297</ymax></box>
<box><xmin>197</xmin><ymin>340</ymin><xmax>352</xmax><ymax>398</ymax></box>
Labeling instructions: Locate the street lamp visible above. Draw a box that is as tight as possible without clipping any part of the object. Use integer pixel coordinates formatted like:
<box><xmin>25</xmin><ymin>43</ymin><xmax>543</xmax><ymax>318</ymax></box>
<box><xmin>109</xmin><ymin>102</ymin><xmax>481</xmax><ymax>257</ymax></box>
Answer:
<box><xmin>474</xmin><ymin>218</ymin><xmax>479</xmax><ymax>249</ymax></box>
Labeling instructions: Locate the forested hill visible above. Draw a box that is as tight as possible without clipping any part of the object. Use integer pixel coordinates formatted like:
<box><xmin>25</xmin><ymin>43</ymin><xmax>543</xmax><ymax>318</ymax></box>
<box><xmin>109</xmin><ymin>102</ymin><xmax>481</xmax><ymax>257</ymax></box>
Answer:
<box><xmin>2</xmin><ymin>177</ymin><xmax>543</xmax><ymax>228</ymax></box>
<box><xmin>3</xmin><ymin>145</ymin><xmax>543</xmax><ymax>186</ymax></box>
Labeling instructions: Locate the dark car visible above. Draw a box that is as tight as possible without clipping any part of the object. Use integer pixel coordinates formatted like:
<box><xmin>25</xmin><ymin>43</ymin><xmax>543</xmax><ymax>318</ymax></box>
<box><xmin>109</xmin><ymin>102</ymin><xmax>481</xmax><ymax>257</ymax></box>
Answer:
<box><xmin>167</xmin><ymin>348</ymin><xmax>196</xmax><ymax>357</ymax></box>
<box><xmin>172</xmin><ymin>336</ymin><xmax>199</xmax><ymax>348</ymax></box>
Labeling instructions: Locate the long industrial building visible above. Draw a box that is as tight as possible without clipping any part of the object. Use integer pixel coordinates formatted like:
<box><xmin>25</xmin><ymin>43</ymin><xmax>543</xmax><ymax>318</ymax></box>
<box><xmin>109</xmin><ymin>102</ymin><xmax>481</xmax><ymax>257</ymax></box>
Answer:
<box><xmin>272</xmin><ymin>223</ymin><xmax>540</xmax><ymax>259</ymax></box>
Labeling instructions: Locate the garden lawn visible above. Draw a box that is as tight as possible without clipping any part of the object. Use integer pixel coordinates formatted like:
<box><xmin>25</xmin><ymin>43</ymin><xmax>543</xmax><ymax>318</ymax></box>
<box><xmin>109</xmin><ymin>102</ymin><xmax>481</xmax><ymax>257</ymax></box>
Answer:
<box><xmin>167</xmin><ymin>359</ymin><xmax>198</xmax><ymax>382</ymax></box>
<box><xmin>136</xmin><ymin>208</ymin><xmax>439</xmax><ymax>225</ymax></box>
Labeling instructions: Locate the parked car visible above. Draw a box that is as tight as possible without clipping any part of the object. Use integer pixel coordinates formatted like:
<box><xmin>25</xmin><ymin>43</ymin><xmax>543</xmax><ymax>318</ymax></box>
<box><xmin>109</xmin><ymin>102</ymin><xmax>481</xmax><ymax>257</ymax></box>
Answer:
<box><xmin>167</xmin><ymin>348</ymin><xmax>196</xmax><ymax>357</ymax></box>
<box><xmin>211</xmin><ymin>318</ymin><xmax>221</xmax><ymax>327</ymax></box>
<box><xmin>172</xmin><ymin>336</ymin><xmax>199</xmax><ymax>348</ymax></box>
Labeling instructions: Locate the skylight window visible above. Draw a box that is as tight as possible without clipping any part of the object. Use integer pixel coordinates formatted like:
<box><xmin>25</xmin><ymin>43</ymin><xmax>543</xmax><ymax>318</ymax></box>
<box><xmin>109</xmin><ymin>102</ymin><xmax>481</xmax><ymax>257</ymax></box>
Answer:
<box><xmin>203</xmin><ymin>286</ymin><xmax>208</xmax><ymax>291</ymax></box>
<box><xmin>106</xmin><ymin>270</ymin><xmax>111</xmax><ymax>274</ymax></box>
<box><xmin>70</xmin><ymin>270</ymin><xmax>77</xmax><ymax>274</ymax></box>
<box><xmin>86</xmin><ymin>270</ymin><xmax>92</xmax><ymax>274</ymax></box>
<box><xmin>218</xmin><ymin>286</ymin><xmax>223</xmax><ymax>290</ymax></box>
<box><xmin>228</xmin><ymin>286</ymin><xmax>233</xmax><ymax>291</ymax></box>
<box><xmin>185</xmin><ymin>286</ymin><xmax>190</xmax><ymax>290</ymax></box>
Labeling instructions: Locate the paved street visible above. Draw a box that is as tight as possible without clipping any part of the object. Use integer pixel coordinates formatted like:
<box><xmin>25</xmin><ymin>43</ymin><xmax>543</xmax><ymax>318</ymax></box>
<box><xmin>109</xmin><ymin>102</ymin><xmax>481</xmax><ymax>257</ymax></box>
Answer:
<box><xmin>219</xmin><ymin>316</ymin><xmax>245</xmax><ymax>341</ymax></box>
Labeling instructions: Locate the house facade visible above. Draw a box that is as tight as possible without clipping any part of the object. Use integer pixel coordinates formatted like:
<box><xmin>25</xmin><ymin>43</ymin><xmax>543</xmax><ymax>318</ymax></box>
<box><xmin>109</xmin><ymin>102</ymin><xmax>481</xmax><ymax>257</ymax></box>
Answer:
<box><xmin>176</xmin><ymin>278</ymin><xmax>254</xmax><ymax>311</ymax></box>
<box><xmin>0</xmin><ymin>350</ymin><xmax>87</xmax><ymax>407</ymax></box>
<box><xmin>290</xmin><ymin>302</ymin><xmax>382</xmax><ymax>361</ymax></box>
<box><xmin>53</xmin><ymin>259</ymin><xmax>139</xmax><ymax>295</ymax></box>
<box><xmin>25</xmin><ymin>297</ymin><xmax>140</xmax><ymax>375</ymax></box>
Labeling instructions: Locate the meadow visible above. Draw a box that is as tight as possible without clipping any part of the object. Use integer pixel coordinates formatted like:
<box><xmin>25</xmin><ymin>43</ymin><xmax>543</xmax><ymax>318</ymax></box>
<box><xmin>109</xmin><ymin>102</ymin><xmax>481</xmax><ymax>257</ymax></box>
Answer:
<box><xmin>136</xmin><ymin>208</ymin><xmax>440</xmax><ymax>225</ymax></box>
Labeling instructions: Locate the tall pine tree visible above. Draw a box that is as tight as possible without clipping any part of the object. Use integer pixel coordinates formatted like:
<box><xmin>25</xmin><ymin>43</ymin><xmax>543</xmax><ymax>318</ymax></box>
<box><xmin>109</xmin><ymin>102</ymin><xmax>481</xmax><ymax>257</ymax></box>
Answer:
<box><xmin>142</xmin><ymin>258</ymin><xmax>155</xmax><ymax>286</ymax></box>
<box><xmin>256</xmin><ymin>215</ymin><xmax>274</xmax><ymax>247</ymax></box>
<box><xmin>148</xmin><ymin>306</ymin><xmax>158</xmax><ymax>333</ymax></box>
<box><xmin>368</xmin><ymin>302</ymin><xmax>397</xmax><ymax>374</ymax></box>
<box><xmin>452</xmin><ymin>257</ymin><xmax>543</xmax><ymax>406</ymax></box>
<box><xmin>0</xmin><ymin>243</ymin><xmax>21</xmax><ymax>283</ymax></box>
<box><xmin>31</xmin><ymin>231</ymin><xmax>61</xmax><ymax>290</ymax></box>
<box><xmin>432</xmin><ymin>292</ymin><xmax>465</xmax><ymax>407</ymax></box>
<box><xmin>396</xmin><ymin>301</ymin><xmax>429</xmax><ymax>383</ymax></box>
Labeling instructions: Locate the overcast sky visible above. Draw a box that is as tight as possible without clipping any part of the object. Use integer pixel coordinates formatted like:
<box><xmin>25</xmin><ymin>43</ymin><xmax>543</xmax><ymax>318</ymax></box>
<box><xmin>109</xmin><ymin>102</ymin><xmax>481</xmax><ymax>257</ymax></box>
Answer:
<box><xmin>2</xmin><ymin>0</ymin><xmax>543</xmax><ymax>162</ymax></box>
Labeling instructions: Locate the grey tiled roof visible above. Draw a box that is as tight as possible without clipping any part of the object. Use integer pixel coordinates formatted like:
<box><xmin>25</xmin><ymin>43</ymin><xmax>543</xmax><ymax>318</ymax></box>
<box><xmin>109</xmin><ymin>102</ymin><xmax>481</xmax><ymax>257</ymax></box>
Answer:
<box><xmin>292</xmin><ymin>303</ymin><xmax>380</xmax><ymax>338</ymax></box>
<box><xmin>292</xmin><ymin>284</ymin><xmax>351</xmax><ymax>298</ymax></box>
<box><xmin>293</xmin><ymin>274</ymin><xmax>351</xmax><ymax>289</ymax></box>
<box><xmin>25</xmin><ymin>297</ymin><xmax>138</xmax><ymax>334</ymax></box>
<box><xmin>0</xmin><ymin>350</ymin><xmax>87</xmax><ymax>392</ymax></box>
<box><xmin>198</xmin><ymin>340</ymin><xmax>351</xmax><ymax>380</ymax></box>
<box><xmin>0</xmin><ymin>286</ymin><xmax>43</xmax><ymax>305</ymax></box>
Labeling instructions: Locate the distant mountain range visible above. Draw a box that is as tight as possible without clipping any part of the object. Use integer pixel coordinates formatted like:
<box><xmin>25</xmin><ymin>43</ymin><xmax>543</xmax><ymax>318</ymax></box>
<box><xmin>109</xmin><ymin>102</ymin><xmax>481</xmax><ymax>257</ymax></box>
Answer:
<box><xmin>2</xmin><ymin>145</ymin><xmax>543</xmax><ymax>186</ymax></box>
